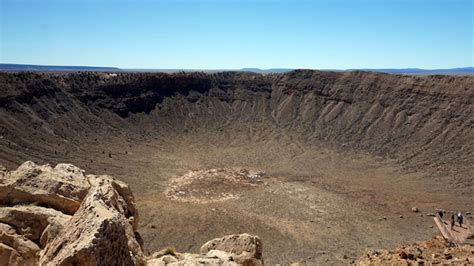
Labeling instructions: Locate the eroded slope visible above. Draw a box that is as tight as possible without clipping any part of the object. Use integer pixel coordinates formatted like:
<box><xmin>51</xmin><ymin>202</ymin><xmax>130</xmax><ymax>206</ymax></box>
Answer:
<box><xmin>1</xmin><ymin>71</ymin><xmax>472</xmax><ymax>190</ymax></box>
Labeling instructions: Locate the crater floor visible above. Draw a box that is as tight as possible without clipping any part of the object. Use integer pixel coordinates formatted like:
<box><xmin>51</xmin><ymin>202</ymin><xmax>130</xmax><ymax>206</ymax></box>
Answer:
<box><xmin>61</xmin><ymin>136</ymin><xmax>470</xmax><ymax>264</ymax></box>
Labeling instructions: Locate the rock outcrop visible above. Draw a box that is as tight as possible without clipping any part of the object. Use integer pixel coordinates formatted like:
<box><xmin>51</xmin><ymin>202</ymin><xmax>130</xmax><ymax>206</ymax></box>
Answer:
<box><xmin>0</xmin><ymin>162</ymin><xmax>264</xmax><ymax>266</ymax></box>
<box><xmin>147</xmin><ymin>233</ymin><xmax>264</xmax><ymax>265</ymax></box>
<box><xmin>200</xmin><ymin>234</ymin><xmax>263</xmax><ymax>265</ymax></box>
<box><xmin>356</xmin><ymin>236</ymin><xmax>474</xmax><ymax>265</ymax></box>
<box><xmin>0</xmin><ymin>161</ymin><xmax>90</xmax><ymax>215</ymax></box>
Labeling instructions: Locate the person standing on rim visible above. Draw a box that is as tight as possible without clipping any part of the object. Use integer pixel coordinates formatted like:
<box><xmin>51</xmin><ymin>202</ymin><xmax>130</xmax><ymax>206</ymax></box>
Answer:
<box><xmin>457</xmin><ymin>212</ymin><xmax>464</xmax><ymax>228</ymax></box>
<box><xmin>437</xmin><ymin>209</ymin><xmax>444</xmax><ymax>219</ymax></box>
<box><xmin>450</xmin><ymin>213</ymin><xmax>456</xmax><ymax>230</ymax></box>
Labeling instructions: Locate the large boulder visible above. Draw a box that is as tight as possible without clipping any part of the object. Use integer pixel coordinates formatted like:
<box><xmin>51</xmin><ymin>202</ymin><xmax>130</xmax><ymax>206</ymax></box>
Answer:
<box><xmin>0</xmin><ymin>222</ymin><xmax>40</xmax><ymax>266</ymax></box>
<box><xmin>147</xmin><ymin>252</ymin><xmax>235</xmax><ymax>266</ymax></box>
<box><xmin>0</xmin><ymin>161</ymin><xmax>90</xmax><ymax>215</ymax></box>
<box><xmin>0</xmin><ymin>162</ymin><xmax>144</xmax><ymax>266</ymax></box>
<box><xmin>0</xmin><ymin>162</ymin><xmax>265</xmax><ymax>266</ymax></box>
<box><xmin>200</xmin><ymin>233</ymin><xmax>264</xmax><ymax>265</ymax></box>
<box><xmin>39</xmin><ymin>175</ymin><xmax>144</xmax><ymax>265</ymax></box>
<box><xmin>0</xmin><ymin>205</ymin><xmax>69</xmax><ymax>245</ymax></box>
<box><xmin>147</xmin><ymin>235</ymin><xmax>264</xmax><ymax>266</ymax></box>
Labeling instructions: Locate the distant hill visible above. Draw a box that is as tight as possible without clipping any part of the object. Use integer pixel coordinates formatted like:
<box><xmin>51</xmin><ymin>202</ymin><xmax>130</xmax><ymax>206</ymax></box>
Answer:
<box><xmin>1</xmin><ymin>63</ymin><xmax>472</xmax><ymax>75</ymax></box>
<box><xmin>359</xmin><ymin>67</ymin><xmax>474</xmax><ymax>75</ymax></box>
<box><xmin>240</xmin><ymin>68</ymin><xmax>293</xmax><ymax>73</ymax></box>
<box><xmin>242</xmin><ymin>67</ymin><xmax>474</xmax><ymax>75</ymax></box>
<box><xmin>0</xmin><ymin>63</ymin><xmax>121</xmax><ymax>72</ymax></box>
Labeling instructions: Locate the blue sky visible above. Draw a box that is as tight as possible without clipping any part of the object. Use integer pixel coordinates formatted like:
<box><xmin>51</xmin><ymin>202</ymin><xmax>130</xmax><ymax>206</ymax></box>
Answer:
<box><xmin>1</xmin><ymin>0</ymin><xmax>472</xmax><ymax>69</ymax></box>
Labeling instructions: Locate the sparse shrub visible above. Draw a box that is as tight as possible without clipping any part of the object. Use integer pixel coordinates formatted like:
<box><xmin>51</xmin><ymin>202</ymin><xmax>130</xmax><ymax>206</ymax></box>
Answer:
<box><xmin>162</xmin><ymin>246</ymin><xmax>176</xmax><ymax>256</ymax></box>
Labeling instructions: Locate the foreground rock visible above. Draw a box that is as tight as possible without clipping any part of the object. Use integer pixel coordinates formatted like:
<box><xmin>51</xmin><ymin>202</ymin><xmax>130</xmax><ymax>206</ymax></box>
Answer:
<box><xmin>200</xmin><ymin>234</ymin><xmax>263</xmax><ymax>265</ymax></box>
<box><xmin>0</xmin><ymin>162</ymin><xmax>264</xmax><ymax>265</ymax></box>
<box><xmin>356</xmin><ymin>236</ymin><xmax>474</xmax><ymax>265</ymax></box>
<box><xmin>148</xmin><ymin>234</ymin><xmax>263</xmax><ymax>266</ymax></box>
<box><xmin>0</xmin><ymin>161</ymin><xmax>90</xmax><ymax>215</ymax></box>
<box><xmin>39</xmin><ymin>174</ymin><xmax>144</xmax><ymax>265</ymax></box>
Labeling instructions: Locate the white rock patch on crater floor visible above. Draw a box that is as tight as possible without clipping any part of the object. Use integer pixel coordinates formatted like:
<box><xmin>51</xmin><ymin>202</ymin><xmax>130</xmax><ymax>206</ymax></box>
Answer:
<box><xmin>165</xmin><ymin>168</ymin><xmax>265</xmax><ymax>203</ymax></box>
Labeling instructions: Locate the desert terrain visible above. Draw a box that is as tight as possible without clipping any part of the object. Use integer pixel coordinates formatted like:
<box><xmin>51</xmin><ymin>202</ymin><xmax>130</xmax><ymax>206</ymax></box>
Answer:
<box><xmin>0</xmin><ymin>70</ymin><xmax>472</xmax><ymax>264</ymax></box>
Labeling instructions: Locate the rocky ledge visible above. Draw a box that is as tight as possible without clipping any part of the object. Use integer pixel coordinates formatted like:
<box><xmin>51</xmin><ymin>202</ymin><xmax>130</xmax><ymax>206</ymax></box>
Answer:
<box><xmin>0</xmin><ymin>162</ymin><xmax>263</xmax><ymax>265</ymax></box>
<box><xmin>356</xmin><ymin>236</ymin><xmax>473</xmax><ymax>265</ymax></box>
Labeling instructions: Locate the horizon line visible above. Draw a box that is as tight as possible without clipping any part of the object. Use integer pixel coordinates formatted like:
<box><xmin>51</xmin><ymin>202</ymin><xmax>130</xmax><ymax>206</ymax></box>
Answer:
<box><xmin>1</xmin><ymin>63</ymin><xmax>473</xmax><ymax>72</ymax></box>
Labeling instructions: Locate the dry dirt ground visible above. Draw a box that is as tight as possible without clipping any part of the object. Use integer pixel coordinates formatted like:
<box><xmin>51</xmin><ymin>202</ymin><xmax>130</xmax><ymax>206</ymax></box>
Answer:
<box><xmin>0</xmin><ymin>71</ymin><xmax>472</xmax><ymax>264</ymax></box>
<box><xmin>17</xmin><ymin>135</ymin><xmax>467</xmax><ymax>265</ymax></box>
